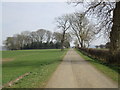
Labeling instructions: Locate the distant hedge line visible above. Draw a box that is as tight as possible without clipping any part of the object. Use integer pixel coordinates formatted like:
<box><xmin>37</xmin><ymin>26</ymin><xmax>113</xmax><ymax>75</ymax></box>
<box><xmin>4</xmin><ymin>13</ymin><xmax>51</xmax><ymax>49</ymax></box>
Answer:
<box><xmin>78</xmin><ymin>48</ymin><xmax>120</xmax><ymax>65</ymax></box>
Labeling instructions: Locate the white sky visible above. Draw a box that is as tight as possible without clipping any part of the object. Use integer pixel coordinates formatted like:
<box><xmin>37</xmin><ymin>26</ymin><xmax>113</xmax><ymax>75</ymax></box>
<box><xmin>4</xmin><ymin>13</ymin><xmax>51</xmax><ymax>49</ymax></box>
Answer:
<box><xmin>1</xmin><ymin>1</ymin><xmax>107</xmax><ymax>46</ymax></box>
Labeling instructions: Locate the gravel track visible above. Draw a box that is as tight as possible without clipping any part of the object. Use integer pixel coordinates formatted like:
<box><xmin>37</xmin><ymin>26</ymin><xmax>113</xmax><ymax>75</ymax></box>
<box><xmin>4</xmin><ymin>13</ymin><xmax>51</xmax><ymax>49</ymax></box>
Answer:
<box><xmin>46</xmin><ymin>49</ymin><xmax>118</xmax><ymax>88</ymax></box>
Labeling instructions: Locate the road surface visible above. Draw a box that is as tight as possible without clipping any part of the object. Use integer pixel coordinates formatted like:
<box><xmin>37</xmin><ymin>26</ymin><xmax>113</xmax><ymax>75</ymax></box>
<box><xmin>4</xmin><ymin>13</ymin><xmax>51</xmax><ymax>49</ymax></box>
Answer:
<box><xmin>46</xmin><ymin>49</ymin><xmax>118</xmax><ymax>88</ymax></box>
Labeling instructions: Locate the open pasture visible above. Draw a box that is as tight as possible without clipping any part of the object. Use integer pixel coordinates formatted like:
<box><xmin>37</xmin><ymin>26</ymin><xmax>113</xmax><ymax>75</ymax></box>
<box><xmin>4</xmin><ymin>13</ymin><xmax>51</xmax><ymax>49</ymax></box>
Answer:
<box><xmin>2</xmin><ymin>49</ymin><xmax>67</xmax><ymax>88</ymax></box>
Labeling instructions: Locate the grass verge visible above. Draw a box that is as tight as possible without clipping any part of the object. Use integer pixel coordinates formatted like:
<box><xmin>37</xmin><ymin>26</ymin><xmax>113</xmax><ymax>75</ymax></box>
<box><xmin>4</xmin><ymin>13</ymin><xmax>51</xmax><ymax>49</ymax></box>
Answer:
<box><xmin>75</xmin><ymin>49</ymin><xmax>119</xmax><ymax>82</ymax></box>
<box><xmin>2</xmin><ymin>49</ymin><xmax>68</xmax><ymax>88</ymax></box>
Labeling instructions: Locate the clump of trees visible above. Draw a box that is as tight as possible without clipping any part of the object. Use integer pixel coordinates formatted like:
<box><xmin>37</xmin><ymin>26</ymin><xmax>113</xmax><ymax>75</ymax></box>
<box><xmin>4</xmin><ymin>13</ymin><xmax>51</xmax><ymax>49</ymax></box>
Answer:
<box><xmin>4</xmin><ymin>29</ymin><xmax>71</xmax><ymax>50</ymax></box>
<box><xmin>68</xmin><ymin>12</ymin><xmax>96</xmax><ymax>48</ymax></box>
<box><xmin>71</xmin><ymin>1</ymin><xmax>120</xmax><ymax>63</ymax></box>
<box><xmin>55</xmin><ymin>12</ymin><xmax>96</xmax><ymax>50</ymax></box>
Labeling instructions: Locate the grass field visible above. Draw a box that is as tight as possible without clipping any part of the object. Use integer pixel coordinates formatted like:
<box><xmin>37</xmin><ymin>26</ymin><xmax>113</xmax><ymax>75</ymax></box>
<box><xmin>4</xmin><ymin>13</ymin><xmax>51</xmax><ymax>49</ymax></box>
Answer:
<box><xmin>2</xmin><ymin>49</ymin><xmax>68</xmax><ymax>88</ymax></box>
<box><xmin>75</xmin><ymin>49</ymin><xmax>119</xmax><ymax>82</ymax></box>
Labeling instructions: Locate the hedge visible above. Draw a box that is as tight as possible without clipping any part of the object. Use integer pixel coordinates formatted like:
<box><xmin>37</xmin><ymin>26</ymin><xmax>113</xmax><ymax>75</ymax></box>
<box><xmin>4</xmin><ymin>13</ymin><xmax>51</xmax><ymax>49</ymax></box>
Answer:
<box><xmin>78</xmin><ymin>48</ymin><xmax>120</xmax><ymax>65</ymax></box>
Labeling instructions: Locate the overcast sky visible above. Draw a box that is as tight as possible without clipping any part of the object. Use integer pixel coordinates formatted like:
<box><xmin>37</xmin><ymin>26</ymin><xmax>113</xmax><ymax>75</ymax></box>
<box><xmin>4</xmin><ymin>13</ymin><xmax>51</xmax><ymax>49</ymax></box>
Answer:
<box><xmin>1</xmin><ymin>1</ymin><xmax>107</xmax><ymax>46</ymax></box>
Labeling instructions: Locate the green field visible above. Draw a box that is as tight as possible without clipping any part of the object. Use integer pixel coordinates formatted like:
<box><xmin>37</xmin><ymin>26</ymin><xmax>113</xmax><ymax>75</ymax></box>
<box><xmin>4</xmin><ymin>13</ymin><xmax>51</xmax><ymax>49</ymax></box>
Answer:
<box><xmin>75</xmin><ymin>49</ymin><xmax>119</xmax><ymax>82</ymax></box>
<box><xmin>2</xmin><ymin>49</ymin><xmax>67</xmax><ymax>88</ymax></box>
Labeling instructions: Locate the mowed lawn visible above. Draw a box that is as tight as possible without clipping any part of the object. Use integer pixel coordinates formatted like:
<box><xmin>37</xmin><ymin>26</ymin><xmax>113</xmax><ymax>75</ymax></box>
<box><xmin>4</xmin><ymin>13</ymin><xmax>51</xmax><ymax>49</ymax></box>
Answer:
<box><xmin>2</xmin><ymin>49</ymin><xmax>67</xmax><ymax>88</ymax></box>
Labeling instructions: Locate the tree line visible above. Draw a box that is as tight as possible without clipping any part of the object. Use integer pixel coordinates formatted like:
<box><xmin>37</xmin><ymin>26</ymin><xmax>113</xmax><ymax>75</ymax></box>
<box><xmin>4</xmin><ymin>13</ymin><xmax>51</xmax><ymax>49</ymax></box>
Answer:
<box><xmin>4</xmin><ymin>29</ymin><xmax>71</xmax><ymax>50</ymax></box>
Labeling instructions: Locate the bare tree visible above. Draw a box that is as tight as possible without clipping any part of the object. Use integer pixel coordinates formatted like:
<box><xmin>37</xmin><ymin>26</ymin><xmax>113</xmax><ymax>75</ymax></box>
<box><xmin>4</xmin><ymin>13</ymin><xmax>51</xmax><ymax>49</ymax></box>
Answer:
<box><xmin>30</xmin><ymin>31</ymin><xmax>38</xmax><ymax>42</ymax></box>
<box><xmin>68</xmin><ymin>12</ymin><xmax>84</xmax><ymax>47</ymax></box>
<box><xmin>45</xmin><ymin>30</ymin><xmax>52</xmax><ymax>43</ymax></box>
<box><xmin>55</xmin><ymin>14</ymin><xmax>70</xmax><ymax>51</ymax></box>
<box><xmin>68</xmin><ymin>12</ymin><xmax>95</xmax><ymax>47</ymax></box>
<box><xmin>75</xmin><ymin>1</ymin><xmax>120</xmax><ymax>49</ymax></box>
<box><xmin>53</xmin><ymin>32</ymin><xmax>62</xmax><ymax>43</ymax></box>
<box><xmin>70</xmin><ymin>0</ymin><xmax>116</xmax><ymax>40</ymax></box>
<box><xmin>36</xmin><ymin>29</ymin><xmax>46</xmax><ymax>42</ymax></box>
<box><xmin>74</xmin><ymin>39</ymin><xmax>79</xmax><ymax>47</ymax></box>
<box><xmin>53</xmin><ymin>32</ymin><xmax>72</xmax><ymax>48</ymax></box>
<box><xmin>21</xmin><ymin>31</ymin><xmax>32</xmax><ymax>45</ymax></box>
<box><xmin>64</xmin><ymin>33</ymin><xmax>72</xmax><ymax>43</ymax></box>
<box><xmin>71</xmin><ymin>0</ymin><xmax>120</xmax><ymax>62</ymax></box>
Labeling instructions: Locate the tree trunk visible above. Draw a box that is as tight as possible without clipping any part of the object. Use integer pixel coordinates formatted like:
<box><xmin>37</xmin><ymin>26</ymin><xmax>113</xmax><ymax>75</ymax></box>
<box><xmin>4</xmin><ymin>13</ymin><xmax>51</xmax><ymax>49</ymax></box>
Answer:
<box><xmin>61</xmin><ymin>30</ymin><xmax>66</xmax><ymax>51</ymax></box>
<box><xmin>76</xmin><ymin>35</ymin><xmax>81</xmax><ymax>48</ymax></box>
<box><xmin>80</xmin><ymin>39</ymin><xmax>84</xmax><ymax>48</ymax></box>
<box><xmin>109</xmin><ymin>1</ymin><xmax>120</xmax><ymax>63</ymax></box>
<box><xmin>110</xmin><ymin>1</ymin><xmax>120</xmax><ymax>52</ymax></box>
